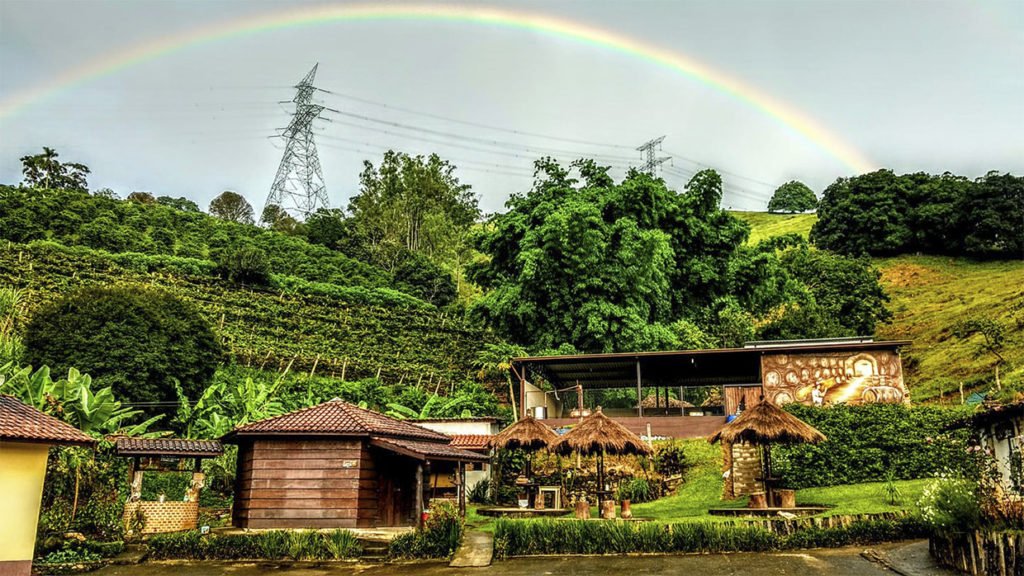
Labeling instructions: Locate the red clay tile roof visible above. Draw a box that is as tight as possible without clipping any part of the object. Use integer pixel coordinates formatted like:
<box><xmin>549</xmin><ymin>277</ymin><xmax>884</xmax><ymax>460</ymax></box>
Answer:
<box><xmin>0</xmin><ymin>394</ymin><xmax>94</xmax><ymax>446</ymax></box>
<box><xmin>114</xmin><ymin>437</ymin><xmax>223</xmax><ymax>457</ymax></box>
<box><xmin>370</xmin><ymin>436</ymin><xmax>490</xmax><ymax>462</ymax></box>
<box><xmin>224</xmin><ymin>399</ymin><xmax>450</xmax><ymax>442</ymax></box>
<box><xmin>449</xmin><ymin>434</ymin><xmax>492</xmax><ymax>451</ymax></box>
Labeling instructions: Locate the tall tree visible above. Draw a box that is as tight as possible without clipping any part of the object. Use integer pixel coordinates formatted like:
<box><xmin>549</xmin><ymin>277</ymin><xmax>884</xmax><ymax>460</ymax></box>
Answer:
<box><xmin>208</xmin><ymin>190</ymin><xmax>255</xmax><ymax>224</ymax></box>
<box><xmin>20</xmin><ymin>147</ymin><xmax>90</xmax><ymax>190</ymax></box>
<box><xmin>469</xmin><ymin>160</ymin><xmax>748</xmax><ymax>352</ymax></box>
<box><xmin>767</xmin><ymin>180</ymin><xmax>818</xmax><ymax>213</ymax></box>
<box><xmin>960</xmin><ymin>171</ymin><xmax>1024</xmax><ymax>259</ymax></box>
<box><xmin>348</xmin><ymin>151</ymin><xmax>479</xmax><ymax>271</ymax></box>
<box><xmin>810</xmin><ymin>170</ymin><xmax>913</xmax><ymax>255</ymax></box>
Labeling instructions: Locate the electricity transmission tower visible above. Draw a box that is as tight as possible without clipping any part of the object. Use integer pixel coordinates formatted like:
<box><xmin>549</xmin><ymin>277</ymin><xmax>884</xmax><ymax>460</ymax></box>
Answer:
<box><xmin>636</xmin><ymin>136</ymin><xmax>671</xmax><ymax>176</ymax></box>
<box><xmin>265</xmin><ymin>64</ymin><xmax>330</xmax><ymax>219</ymax></box>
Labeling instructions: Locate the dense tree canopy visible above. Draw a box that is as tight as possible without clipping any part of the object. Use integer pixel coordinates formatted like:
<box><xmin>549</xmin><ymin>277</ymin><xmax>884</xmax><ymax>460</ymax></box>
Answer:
<box><xmin>469</xmin><ymin>159</ymin><xmax>890</xmax><ymax>353</ymax></box>
<box><xmin>24</xmin><ymin>285</ymin><xmax>225</xmax><ymax>405</ymax></box>
<box><xmin>811</xmin><ymin>169</ymin><xmax>1023</xmax><ymax>259</ymax></box>
<box><xmin>768</xmin><ymin>180</ymin><xmax>818</xmax><ymax>213</ymax></box>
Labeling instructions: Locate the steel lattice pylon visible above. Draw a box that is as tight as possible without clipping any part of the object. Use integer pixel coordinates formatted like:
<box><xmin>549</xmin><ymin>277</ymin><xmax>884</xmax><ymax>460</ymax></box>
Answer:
<box><xmin>265</xmin><ymin>64</ymin><xmax>330</xmax><ymax>219</ymax></box>
<box><xmin>636</xmin><ymin>136</ymin><xmax>671</xmax><ymax>176</ymax></box>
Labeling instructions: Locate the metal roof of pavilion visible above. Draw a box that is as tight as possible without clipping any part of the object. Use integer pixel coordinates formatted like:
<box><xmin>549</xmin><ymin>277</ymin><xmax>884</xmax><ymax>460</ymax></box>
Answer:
<box><xmin>511</xmin><ymin>339</ymin><xmax>910</xmax><ymax>389</ymax></box>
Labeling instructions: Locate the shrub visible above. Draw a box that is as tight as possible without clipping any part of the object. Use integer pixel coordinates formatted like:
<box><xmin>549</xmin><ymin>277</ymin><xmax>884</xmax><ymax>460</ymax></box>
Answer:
<box><xmin>653</xmin><ymin>441</ymin><xmax>688</xmax><ymax>478</ymax></box>
<box><xmin>918</xmin><ymin>477</ymin><xmax>982</xmax><ymax>533</ymax></box>
<box><xmin>216</xmin><ymin>244</ymin><xmax>271</xmax><ymax>285</ymax></box>
<box><xmin>616</xmin><ymin>477</ymin><xmax>655</xmax><ymax>503</ymax></box>
<box><xmin>469</xmin><ymin>479</ymin><xmax>491</xmax><ymax>504</ymax></box>
<box><xmin>24</xmin><ymin>284</ymin><xmax>225</xmax><ymax>404</ymax></box>
<box><xmin>388</xmin><ymin>501</ymin><xmax>464</xmax><ymax>559</ymax></box>
<box><xmin>148</xmin><ymin>531</ymin><xmax>203</xmax><ymax>559</ymax></box>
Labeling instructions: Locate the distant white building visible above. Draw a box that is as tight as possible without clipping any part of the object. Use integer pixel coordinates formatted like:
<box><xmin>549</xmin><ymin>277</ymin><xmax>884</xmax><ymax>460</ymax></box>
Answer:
<box><xmin>416</xmin><ymin>418</ymin><xmax>499</xmax><ymax>495</ymax></box>
<box><xmin>959</xmin><ymin>402</ymin><xmax>1024</xmax><ymax>496</ymax></box>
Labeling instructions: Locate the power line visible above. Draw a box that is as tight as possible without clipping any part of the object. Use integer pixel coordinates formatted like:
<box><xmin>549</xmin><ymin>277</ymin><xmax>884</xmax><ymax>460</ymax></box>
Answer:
<box><xmin>318</xmin><ymin>106</ymin><xmax>640</xmax><ymax>164</ymax></box>
<box><xmin>315</xmin><ymin>86</ymin><xmax>636</xmax><ymax>151</ymax></box>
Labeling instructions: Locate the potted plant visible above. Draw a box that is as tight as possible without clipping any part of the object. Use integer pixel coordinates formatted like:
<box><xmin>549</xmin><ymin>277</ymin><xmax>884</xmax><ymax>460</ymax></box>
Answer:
<box><xmin>616</xmin><ymin>483</ymin><xmax>633</xmax><ymax>519</ymax></box>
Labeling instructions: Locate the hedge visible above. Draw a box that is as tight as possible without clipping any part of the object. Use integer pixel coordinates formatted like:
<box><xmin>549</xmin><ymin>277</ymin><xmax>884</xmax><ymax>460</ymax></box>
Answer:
<box><xmin>147</xmin><ymin>529</ymin><xmax>361</xmax><ymax>560</ymax></box>
<box><xmin>493</xmin><ymin>515</ymin><xmax>928</xmax><ymax>558</ymax></box>
<box><xmin>772</xmin><ymin>404</ymin><xmax>975</xmax><ymax>488</ymax></box>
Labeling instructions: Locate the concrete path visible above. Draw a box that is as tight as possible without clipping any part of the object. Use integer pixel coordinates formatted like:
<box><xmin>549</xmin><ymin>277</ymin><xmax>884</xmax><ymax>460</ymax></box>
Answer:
<box><xmin>449</xmin><ymin>530</ymin><xmax>494</xmax><ymax>568</ymax></box>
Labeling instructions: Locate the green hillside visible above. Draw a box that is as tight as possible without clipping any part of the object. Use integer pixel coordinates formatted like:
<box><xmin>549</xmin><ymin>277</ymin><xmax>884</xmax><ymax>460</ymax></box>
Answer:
<box><xmin>732</xmin><ymin>211</ymin><xmax>1024</xmax><ymax>402</ymax></box>
<box><xmin>0</xmin><ymin>241</ymin><xmax>486</xmax><ymax>385</ymax></box>
<box><xmin>731</xmin><ymin>211</ymin><xmax>817</xmax><ymax>245</ymax></box>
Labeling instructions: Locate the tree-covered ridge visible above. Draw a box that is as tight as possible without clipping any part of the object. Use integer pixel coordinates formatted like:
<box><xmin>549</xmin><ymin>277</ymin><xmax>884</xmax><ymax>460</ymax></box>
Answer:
<box><xmin>0</xmin><ymin>186</ymin><xmax>458</xmax><ymax>305</ymax></box>
<box><xmin>469</xmin><ymin>159</ymin><xmax>891</xmax><ymax>353</ymax></box>
<box><xmin>811</xmin><ymin>169</ymin><xmax>1023</xmax><ymax>259</ymax></box>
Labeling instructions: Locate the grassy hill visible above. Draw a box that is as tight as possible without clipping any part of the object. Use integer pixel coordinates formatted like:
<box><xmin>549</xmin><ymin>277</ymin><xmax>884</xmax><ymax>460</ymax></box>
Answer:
<box><xmin>732</xmin><ymin>211</ymin><xmax>1024</xmax><ymax>402</ymax></box>
<box><xmin>731</xmin><ymin>211</ymin><xmax>817</xmax><ymax>245</ymax></box>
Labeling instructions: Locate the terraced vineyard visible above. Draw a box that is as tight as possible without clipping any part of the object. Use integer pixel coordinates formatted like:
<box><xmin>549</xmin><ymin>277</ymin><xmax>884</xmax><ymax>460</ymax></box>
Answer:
<box><xmin>0</xmin><ymin>242</ymin><xmax>488</xmax><ymax>385</ymax></box>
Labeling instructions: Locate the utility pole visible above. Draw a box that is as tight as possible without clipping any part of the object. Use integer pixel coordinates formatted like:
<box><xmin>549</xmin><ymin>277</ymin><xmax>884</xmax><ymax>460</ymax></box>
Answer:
<box><xmin>264</xmin><ymin>64</ymin><xmax>330</xmax><ymax>219</ymax></box>
<box><xmin>636</xmin><ymin>136</ymin><xmax>671</xmax><ymax>176</ymax></box>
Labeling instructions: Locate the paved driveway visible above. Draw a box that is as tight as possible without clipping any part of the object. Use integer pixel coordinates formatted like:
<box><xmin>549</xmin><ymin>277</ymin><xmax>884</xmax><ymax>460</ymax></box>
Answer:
<box><xmin>87</xmin><ymin>540</ymin><xmax>954</xmax><ymax>576</ymax></box>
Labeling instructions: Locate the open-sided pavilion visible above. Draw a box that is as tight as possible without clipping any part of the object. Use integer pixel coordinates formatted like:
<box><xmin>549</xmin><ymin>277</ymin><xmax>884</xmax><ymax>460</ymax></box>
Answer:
<box><xmin>510</xmin><ymin>337</ymin><xmax>910</xmax><ymax>438</ymax></box>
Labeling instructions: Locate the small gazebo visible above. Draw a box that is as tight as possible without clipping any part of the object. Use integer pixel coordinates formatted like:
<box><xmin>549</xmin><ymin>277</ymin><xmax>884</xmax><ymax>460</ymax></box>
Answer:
<box><xmin>490</xmin><ymin>415</ymin><xmax>559</xmax><ymax>508</ymax></box>
<box><xmin>553</xmin><ymin>407</ymin><xmax>652</xmax><ymax>513</ymax></box>
<box><xmin>709</xmin><ymin>400</ymin><xmax>826</xmax><ymax>507</ymax></box>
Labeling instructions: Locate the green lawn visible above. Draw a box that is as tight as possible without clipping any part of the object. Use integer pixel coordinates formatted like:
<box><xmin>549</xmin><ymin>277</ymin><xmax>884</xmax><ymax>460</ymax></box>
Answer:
<box><xmin>467</xmin><ymin>440</ymin><xmax>927</xmax><ymax>529</ymax></box>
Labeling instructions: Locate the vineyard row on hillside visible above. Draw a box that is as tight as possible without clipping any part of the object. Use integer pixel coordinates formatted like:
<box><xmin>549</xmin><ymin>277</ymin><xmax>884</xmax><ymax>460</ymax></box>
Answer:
<box><xmin>0</xmin><ymin>242</ymin><xmax>490</xmax><ymax>385</ymax></box>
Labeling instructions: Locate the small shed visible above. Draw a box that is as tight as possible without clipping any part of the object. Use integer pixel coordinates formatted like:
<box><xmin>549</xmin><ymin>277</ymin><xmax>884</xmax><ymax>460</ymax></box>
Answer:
<box><xmin>114</xmin><ymin>437</ymin><xmax>224</xmax><ymax>534</ymax></box>
<box><xmin>0</xmin><ymin>395</ymin><xmax>94</xmax><ymax>576</ymax></box>
<box><xmin>222</xmin><ymin>399</ymin><xmax>488</xmax><ymax>529</ymax></box>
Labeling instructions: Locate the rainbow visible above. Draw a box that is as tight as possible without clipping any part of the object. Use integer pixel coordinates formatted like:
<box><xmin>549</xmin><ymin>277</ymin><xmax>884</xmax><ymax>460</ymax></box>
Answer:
<box><xmin>0</xmin><ymin>3</ymin><xmax>875</xmax><ymax>173</ymax></box>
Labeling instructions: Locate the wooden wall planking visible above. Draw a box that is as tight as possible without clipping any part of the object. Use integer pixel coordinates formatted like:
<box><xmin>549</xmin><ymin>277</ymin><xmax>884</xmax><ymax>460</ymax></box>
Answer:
<box><xmin>233</xmin><ymin>438</ymin><xmax>380</xmax><ymax>529</ymax></box>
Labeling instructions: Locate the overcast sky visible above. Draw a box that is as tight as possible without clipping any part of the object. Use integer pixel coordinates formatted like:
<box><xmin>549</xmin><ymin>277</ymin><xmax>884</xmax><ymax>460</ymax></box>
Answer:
<box><xmin>1</xmin><ymin>0</ymin><xmax>1021</xmax><ymax>214</ymax></box>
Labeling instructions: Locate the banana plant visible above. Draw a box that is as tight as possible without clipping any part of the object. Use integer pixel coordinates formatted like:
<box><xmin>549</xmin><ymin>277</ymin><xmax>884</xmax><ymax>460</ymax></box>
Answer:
<box><xmin>54</xmin><ymin>368</ymin><xmax>163</xmax><ymax>436</ymax></box>
<box><xmin>0</xmin><ymin>364</ymin><xmax>57</xmax><ymax>412</ymax></box>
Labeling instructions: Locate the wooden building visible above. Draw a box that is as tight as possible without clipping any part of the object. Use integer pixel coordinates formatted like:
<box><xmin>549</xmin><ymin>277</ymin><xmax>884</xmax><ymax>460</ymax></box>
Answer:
<box><xmin>223</xmin><ymin>399</ymin><xmax>488</xmax><ymax>529</ymax></box>
<box><xmin>512</xmin><ymin>337</ymin><xmax>910</xmax><ymax>439</ymax></box>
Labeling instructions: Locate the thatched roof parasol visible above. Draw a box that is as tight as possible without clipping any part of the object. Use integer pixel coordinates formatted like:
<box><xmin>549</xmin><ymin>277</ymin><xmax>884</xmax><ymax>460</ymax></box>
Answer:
<box><xmin>708</xmin><ymin>400</ymin><xmax>826</xmax><ymax>445</ymax></box>
<box><xmin>640</xmin><ymin>394</ymin><xmax>693</xmax><ymax>409</ymax></box>
<box><xmin>490</xmin><ymin>415</ymin><xmax>559</xmax><ymax>451</ymax></box>
<box><xmin>553</xmin><ymin>408</ymin><xmax>652</xmax><ymax>456</ymax></box>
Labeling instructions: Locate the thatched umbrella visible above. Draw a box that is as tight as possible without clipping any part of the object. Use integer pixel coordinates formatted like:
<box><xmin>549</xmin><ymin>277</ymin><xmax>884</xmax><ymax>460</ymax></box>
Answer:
<box><xmin>490</xmin><ymin>416</ymin><xmax>559</xmax><ymax>506</ymax></box>
<box><xmin>553</xmin><ymin>407</ymin><xmax>652</xmax><ymax>510</ymax></box>
<box><xmin>709</xmin><ymin>399</ymin><xmax>826</xmax><ymax>504</ymax></box>
<box><xmin>490</xmin><ymin>415</ymin><xmax>559</xmax><ymax>451</ymax></box>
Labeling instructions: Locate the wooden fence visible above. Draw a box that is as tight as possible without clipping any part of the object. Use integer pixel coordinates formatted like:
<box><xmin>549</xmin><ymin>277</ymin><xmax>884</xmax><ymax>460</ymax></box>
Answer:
<box><xmin>930</xmin><ymin>530</ymin><xmax>1023</xmax><ymax>576</ymax></box>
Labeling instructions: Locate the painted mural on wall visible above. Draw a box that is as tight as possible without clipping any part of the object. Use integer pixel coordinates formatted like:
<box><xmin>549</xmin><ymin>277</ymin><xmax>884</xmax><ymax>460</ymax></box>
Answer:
<box><xmin>761</xmin><ymin>350</ymin><xmax>908</xmax><ymax>407</ymax></box>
